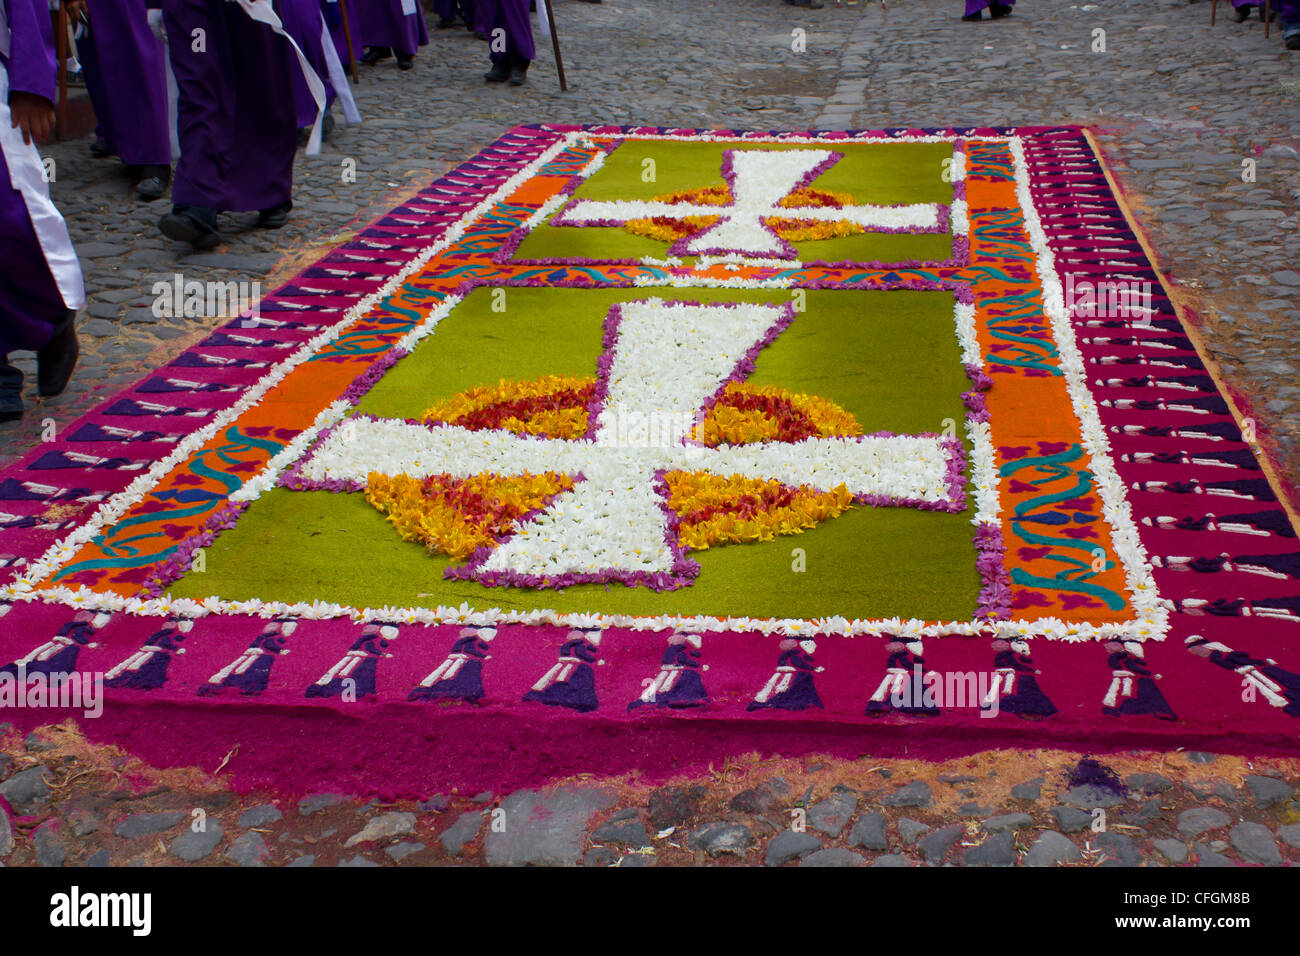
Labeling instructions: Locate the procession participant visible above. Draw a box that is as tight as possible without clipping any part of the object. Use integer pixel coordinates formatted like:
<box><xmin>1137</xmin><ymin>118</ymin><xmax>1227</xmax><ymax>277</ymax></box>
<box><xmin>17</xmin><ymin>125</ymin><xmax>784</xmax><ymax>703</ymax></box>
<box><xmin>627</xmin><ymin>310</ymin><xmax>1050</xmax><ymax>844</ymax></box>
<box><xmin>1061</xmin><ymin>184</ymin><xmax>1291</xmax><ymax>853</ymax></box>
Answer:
<box><xmin>278</xmin><ymin>0</ymin><xmax>361</xmax><ymax>143</ymax></box>
<box><xmin>323</xmin><ymin>0</ymin><xmax>362</xmax><ymax>72</ymax></box>
<box><xmin>157</xmin><ymin>0</ymin><xmax>303</xmax><ymax>251</ymax></box>
<box><xmin>481</xmin><ymin>0</ymin><xmax>533</xmax><ymax>85</ymax></box>
<box><xmin>67</xmin><ymin>0</ymin><xmax>172</xmax><ymax>200</ymax></box>
<box><xmin>0</xmin><ymin>0</ymin><xmax>85</xmax><ymax>421</ymax></box>
<box><xmin>1283</xmin><ymin>0</ymin><xmax>1300</xmax><ymax>49</ymax></box>
<box><xmin>432</xmin><ymin>0</ymin><xmax>473</xmax><ymax>29</ymax></box>
<box><xmin>961</xmin><ymin>0</ymin><xmax>1013</xmax><ymax>20</ymax></box>
<box><xmin>356</xmin><ymin>0</ymin><xmax>428</xmax><ymax>70</ymax></box>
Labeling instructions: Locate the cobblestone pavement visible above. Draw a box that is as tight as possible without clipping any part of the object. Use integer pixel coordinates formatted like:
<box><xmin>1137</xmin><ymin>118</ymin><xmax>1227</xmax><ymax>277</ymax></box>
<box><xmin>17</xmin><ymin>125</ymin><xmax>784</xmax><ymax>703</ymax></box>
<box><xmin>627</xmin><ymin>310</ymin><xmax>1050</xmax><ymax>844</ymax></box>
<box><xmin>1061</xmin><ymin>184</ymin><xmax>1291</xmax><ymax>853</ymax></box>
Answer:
<box><xmin>3</xmin><ymin>723</ymin><xmax>1300</xmax><ymax>867</ymax></box>
<box><xmin>1</xmin><ymin>0</ymin><xmax>1298</xmax><ymax>866</ymax></box>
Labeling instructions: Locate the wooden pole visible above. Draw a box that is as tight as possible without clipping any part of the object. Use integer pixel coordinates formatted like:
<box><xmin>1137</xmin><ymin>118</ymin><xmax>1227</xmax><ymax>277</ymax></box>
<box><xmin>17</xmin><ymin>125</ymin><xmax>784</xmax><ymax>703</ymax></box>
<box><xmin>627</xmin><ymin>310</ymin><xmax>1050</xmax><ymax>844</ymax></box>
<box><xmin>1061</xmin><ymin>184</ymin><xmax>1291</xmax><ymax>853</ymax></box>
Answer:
<box><xmin>336</xmin><ymin>0</ymin><xmax>360</xmax><ymax>83</ymax></box>
<box><xmin>55</xmin><ymin>4</ymin><xmax>70</xmax><ymax>139</ymax></box>
<box><xmin>542</xmin><ymin>0</ymin><xmax>567</xmax><ymax>92</ymax></box>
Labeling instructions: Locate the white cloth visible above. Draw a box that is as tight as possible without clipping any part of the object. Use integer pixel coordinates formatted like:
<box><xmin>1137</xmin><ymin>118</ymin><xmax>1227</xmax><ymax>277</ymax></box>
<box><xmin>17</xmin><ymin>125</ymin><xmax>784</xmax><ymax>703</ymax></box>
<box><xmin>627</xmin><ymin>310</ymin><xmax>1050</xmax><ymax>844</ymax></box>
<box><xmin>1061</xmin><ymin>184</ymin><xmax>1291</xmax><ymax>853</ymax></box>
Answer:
<box><xmin>0</xmin><ymin>58</ymin><xmax>86</xmax><ymax>310</ymax></box>
<box><xmin>318</xmin><ymin>12</ymin><xmax>359</xmax><ymax>124</ymax></box>
<box><xmin>233</xmin><ymin>0</ymin><xmax>327</xmax><ymax>155</ymax></box>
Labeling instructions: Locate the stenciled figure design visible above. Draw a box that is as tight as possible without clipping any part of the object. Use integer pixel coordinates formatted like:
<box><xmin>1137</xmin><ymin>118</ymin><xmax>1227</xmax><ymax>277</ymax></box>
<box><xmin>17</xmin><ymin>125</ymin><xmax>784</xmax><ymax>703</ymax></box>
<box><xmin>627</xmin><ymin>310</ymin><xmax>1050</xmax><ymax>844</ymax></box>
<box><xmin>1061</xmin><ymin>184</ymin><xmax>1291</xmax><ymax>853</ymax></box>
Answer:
<box><xmin>630</xmin><ymin>631</ymin><xmax>708</xmax><ymax>711</ymax></box>
<box><xmin>198</xmin><ymin>619</ymin><xmax>295</xmax><ymax>697</ymax></box>
<box><xmin>306</xmin><ymin>622</ymin><xmax>397</xmax><ymax>700</ymax></box>
<box><xmin>409</xmin><ymin>626</ymin><xmax>496</xmax><ymax>704</ymax></box>
<box><xmin>1187</xmin><ymin>635</ymin><xmax>1300</xmax><ymax>718</ymax></box>
<box><xmin>1102</xmin><ymin>640</ymin><xmax>1175</xmax><ymax>720</ymax></box>
<box><xmin>1</xmin><ymin>611</ymin><xmax>111</xmax><ymax>677</ymax></box>
<box><xmin>749</xmin><ymin>638</ymin><xmax>824</xmax><ymax>712</ymax></box>
<box><xmin>983</xmin><ymin>638</ymin><xmax>1057</xmax><ymax>719</ymax></box>
<box><xmin>866</xmin><ymin>640</ymin><xmax>940</xmax><ymax>716</ymax></box>
<box><xmin>523</xmin><ymin>627</ymin><xmax>602</xmax><ymax>713</ymax></box>
<box><xmin>105</xmin><ymin>619</ymin><xmax>193</xmax><ymax>690</ymax></box>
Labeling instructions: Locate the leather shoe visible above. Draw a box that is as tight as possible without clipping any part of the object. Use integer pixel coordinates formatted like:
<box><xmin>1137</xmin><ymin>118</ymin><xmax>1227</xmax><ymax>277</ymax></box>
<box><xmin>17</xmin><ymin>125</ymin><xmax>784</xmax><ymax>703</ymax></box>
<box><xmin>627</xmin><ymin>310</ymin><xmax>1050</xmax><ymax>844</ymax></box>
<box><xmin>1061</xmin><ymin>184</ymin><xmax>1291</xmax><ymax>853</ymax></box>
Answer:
<box><xmin>37</xmin><ymin>311</ymin><xmax>79</xmax><ymax>398</ymax></box>
<box><xmin>258</xmin><ymin>202</ymin><xmax>293</xmax><ymax>229</ymax></box>
<box><xmin>160</xmin><ymin>206</ymin><xmax>221</xmax><ymax>250</ymax></box>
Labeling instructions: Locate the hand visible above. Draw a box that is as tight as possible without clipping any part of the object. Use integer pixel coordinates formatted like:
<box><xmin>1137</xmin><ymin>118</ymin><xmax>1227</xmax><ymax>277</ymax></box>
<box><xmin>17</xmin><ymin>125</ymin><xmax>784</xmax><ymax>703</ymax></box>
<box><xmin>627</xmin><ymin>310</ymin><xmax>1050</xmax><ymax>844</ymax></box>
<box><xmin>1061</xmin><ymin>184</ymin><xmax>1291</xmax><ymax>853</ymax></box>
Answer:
<box><xmin>9</xmin><ymin>92</ymin><xmax>55</xmax><ymax>145</ymax></box>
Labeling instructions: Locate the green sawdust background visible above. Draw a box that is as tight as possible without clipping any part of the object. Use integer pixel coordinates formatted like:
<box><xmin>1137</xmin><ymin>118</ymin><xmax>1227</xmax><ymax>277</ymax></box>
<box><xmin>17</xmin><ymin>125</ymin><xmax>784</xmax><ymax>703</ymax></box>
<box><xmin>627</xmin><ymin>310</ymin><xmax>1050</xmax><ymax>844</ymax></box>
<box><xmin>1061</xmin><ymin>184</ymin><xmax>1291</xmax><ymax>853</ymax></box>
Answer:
<box><xmin>513</xmin><ymin>140</ymin><xmax>956</xmax><ymax>266</ymax></box>
<box><xmin>172</xmin><ymin>286</ymin><xmax>980</xmax><ymax>622</ymax></box>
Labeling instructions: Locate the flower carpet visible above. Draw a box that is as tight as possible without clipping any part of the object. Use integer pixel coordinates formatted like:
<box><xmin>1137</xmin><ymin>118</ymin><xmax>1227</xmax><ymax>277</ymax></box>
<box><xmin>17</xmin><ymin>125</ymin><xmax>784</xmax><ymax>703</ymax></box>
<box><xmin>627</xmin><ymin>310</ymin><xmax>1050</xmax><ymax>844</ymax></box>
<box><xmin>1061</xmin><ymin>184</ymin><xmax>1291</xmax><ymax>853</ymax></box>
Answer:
<box><xmin>2</xmin><ymin>125</ymin><xmax>1298</xmax><ymax>796</ymax></box>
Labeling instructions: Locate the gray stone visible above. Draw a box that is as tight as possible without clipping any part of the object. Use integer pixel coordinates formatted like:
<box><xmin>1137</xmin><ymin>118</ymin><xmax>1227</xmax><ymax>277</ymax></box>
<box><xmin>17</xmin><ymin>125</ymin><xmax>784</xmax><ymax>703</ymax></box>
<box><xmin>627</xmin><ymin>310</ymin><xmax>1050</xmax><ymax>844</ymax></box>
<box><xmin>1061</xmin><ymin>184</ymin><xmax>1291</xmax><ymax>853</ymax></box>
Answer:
<box><xmin>963</xmin><ymin>831</ymin><xmax>1016</xmax><ymax>867</ymax></box>
<box><xmin>1153</xmin><ymin>839</ymin><xmax>1188</xmax><ymax>864</ymax></box>
<box><xmin>0</xmin><ymin>805</ymin><xmax>11</xmax><ymax>858</ymax></box>
<box><xmin>882</xmin><ymin>781</ymin><xmax>932</xmax><ymax>808</ymax></box>
<box><xmin>806</xmin><ymin>790</ymin><xmax>858</xmax><ymax>836</ymax></box>
<box><xmin>338</xmin><ymin>855</ymin><xmax>381</xmax><ymax>867</ymax></box>
<box><xmin>0</xmin><ymin>766</ymin><xmax>50</xmax><ymax>814</ymax></box>
<box><xmin>1193</xmin><ymin>843</ymin><xmax>1237</xmax><ymax>867</ymax></box>
<box><xmin>1025</xmin><ymin>831</ymin><xmax>1082</xmax><ymax>867</ymax></box>
<box><xmin>1229</xmin><ymin>823</ymin><xmax>1281</xmax><ymax>865</ymax></box>
<box><xmin>225</xmin><ymin>832</ymin><xmax>270</xmax><ymax>867</ymax></box>
<box><xmin>1097</xmin><ymin>831</ymin><xmax>1142</xmax><ymax>867</ymax></box>
<box><xmin>584</xmin><ymin>846</ymin><xmax>619</xmax><ymax>867</ymax></box>
<box><xmin>1244</xmin><ymin>775</ymin><xmax>1294</xmax><ymax>808</ymax></box>
<box><xmin>1177</xmin><ymin>807</ymin><xmax>1232</xmax><ymax>840</ymax></box>
<box><xmin>34</xmin><ymin>829</ymin><xmax>66</xmax><ymax>867</ymax></box>
<box><xmin>800</xmin><ymin>848</ymin><xmax>865</xmax><ymax>867</ymax></box>
<box><xmin>287</xmin><ymin>854</ymin><xmax>316</xmax><ymax>867</ymax></box>
<box><xmin>1277</xmin><ymin>824</ymin><xmax>1300</xmax><ymax>849</ymax></box>
<box><xmin>729</xmin><ymin>778</ymin><xmax>791</xmax><ymax>814</ymax></box>
<box><xmin>238</xmin><ymin>804</ymin><xmax>284</xmax><ymax>828</ymax></box>
<box><xmin>1122</xmin><ymin>798</ymin><xmax>1164</xmax><ymax>825</ymax></box>
<box><xmin>1187</xmin><ymin>778</ymin><xmax>1238</xmax><ymax>803</ymax></box>
<box><xmin>687</xmin><ymin>822</ymin><xmax>755</xmax><ymax>858</ymax></box>
<box><xmin>849</xmin><ymin>811</ymin><xmax>888</xmax><ymax>851</ymax></box>
<box><xmin>1010</xmin><ymin>778</ymin><xmax>1043</xmax><ymax>801</ymax></box>
<box><xmin>648</xmin><ymin>785</ymin><xmax>705</xmax><ymax>830</ymax></box>
<box><xmin>1125</xmin><ymin>772</ymin><xmax>1173</xmax><ymax>795</ymax></box>
<box><xmin>298</xmin><ymin>792</ymin><xmax>349</xmax><ymax>816</ymax></box>
<box><xmin>114</xmin><ymin>811</ymin><xmax>188</xmax><ymax>839</ymax></box>
<box><xmin>982</xmin><ymin>812</ymin><xmax>1032</xmax><ymax>832</ymax></box>
<box><xmin>346</xmin><ymin>811</ymin><xmax>417</xmax><ymax>848</ymax></box>
<box><xmin>1061</xmin><ymin>785</ymin><xmax>1125</xmax><ymax>810</ymax></box>
<box><xmin>897</xmin><ymin>818</ymin><xmax>930</xmax><ymax>844</ymax></box>
<box><xmin>1185</xmin><ymin>751</ymin><xmax>1218</xmax><ymax>764</ymax></box>
<box><xmin>386</xmin><ymin>842</ymin><xmax>426</xmax><ymax>861</ymax></box>
<box><xmin>486</xmin><ymin>787</ymin><xmax>616</xmax><ymax>866</ymax></box>
<box><xmin>871</xmin><ymin>854</ymin><xmax>911</xmax><ymax>867</ymax></box>
<box><xmin>918</xmin><ymin>824</ymin><xmax>963</xmax><ymax>864</ymax></box>
<box><xmin>1050</xmin><ymin>805</ymin><xmax>1094</xmax><ymax>833</ymax></box>
<box><xmin>591</xmin><ymin>816</ymin><xmax>649</xmax><ymax>847</ymax></box>
<box><xmin>440</xmin><ymin>811</ymin><xmax>484</xmax><ymax>856</ymax></box>
<box><xmin>765</xmin><ymin>829</ymin><xmax>822</xmax><ymax>866</ymax></box>
<box><xmin>23</xmin><ymin>730</ymin><xmax>56</xmax><ymax>752</ymax></box>
<box><xmin>86</xmin><ymin>850</ymin><xmax>110</xmax><ymax>867</ymax></box>
<box><xmin>171</xmin><ymin>821</ymin><xmax>225</xmax><ymax>862</ymax></box>
<box><xmin>68</xmin><ymin>810</ymin><xmax>101</xmax><ymax>838</ymax></box>
<box><xmin>418</xmin><ymin>794</ymin><xmax>451</xmax><ymax>813</ymax></box>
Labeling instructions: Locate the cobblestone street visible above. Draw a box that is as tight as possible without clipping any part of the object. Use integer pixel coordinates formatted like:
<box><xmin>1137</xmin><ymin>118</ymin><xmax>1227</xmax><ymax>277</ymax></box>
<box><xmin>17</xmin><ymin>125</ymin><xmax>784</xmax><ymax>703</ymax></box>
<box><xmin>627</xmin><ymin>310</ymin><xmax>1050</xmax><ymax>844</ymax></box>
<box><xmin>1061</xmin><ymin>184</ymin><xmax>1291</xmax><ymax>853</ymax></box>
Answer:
<box><xmin>1</xmin><ymin>0</ymin><xmax>1299</xmax><ymax>867</ymax></box>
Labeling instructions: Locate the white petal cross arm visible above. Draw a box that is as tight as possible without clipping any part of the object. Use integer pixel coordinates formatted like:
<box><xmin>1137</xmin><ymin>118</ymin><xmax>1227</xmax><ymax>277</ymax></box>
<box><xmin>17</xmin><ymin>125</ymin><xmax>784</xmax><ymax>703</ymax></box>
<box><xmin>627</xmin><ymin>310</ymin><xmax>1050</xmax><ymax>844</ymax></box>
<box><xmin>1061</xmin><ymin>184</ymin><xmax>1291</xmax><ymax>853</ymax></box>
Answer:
<box><xmin>552</xmin><ymin>149</ymin><xmax>944</xmax><ymax>259</ymax></box>
<box><xmin>299</xmin><ymin>301</ymin><xmax>959</xmax><ymax>586</ymax></box>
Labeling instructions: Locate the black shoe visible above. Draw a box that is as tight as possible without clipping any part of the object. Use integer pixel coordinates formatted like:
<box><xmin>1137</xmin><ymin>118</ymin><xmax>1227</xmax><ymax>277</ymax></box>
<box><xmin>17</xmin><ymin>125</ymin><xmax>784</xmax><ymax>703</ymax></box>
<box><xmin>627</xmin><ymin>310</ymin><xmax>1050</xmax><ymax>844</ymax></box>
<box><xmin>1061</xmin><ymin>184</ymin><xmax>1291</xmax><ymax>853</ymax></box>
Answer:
<box><xmin>360</xmin><ymin>46</ymin><xmax>391</xmax><ymax>65</ymax></box>
<box><xmin>0</xmin><ymin>358</ymin><xmax>23</xmax><ymax>421</ymax></box>
<box><xmin>790</xmin><ymin>0</ymin><xmax>824</xmax><ymax>6</ymax></box>
<box><xmin>89</xmin><ymin>138</ymin><xmax>113</xmax><ymax>158</ymax></box>
<box><xmin>484</xmin><ymin>61</ymin><xmax>510</xmax><ymax>82</ymax></box>
<box><xmin>990</xmin><ymin>2</ymin><xmax>1012</xmax><ymax>16</ymax></box>
<box><xmin>508</xmin><ymin>62</ymin><xmax>529</xmax><ymax>85</ymax></box>
<box><xmin>1287</xmin><ymin>33</ymin><xmax>1300</xmax><ymax>49</ymax></box>
<box><xmin>962</xmin><ymin>10</ymin><xmax>983</xmax><ymax>20</ymax></box>
<box><xmin>134</xmin><ymin>165</ymin><xmax>171</xmax><ymax>202</ymax></box>
<box><xmin>160</xmin><ymin>206</ymin><xmax>221</xmax><ymax>251</ymax></box>
<box><xmin>257</xmin><ymin>201</ymin><xmax>293</xmax><ymax>229</ymax></box>
<box><xmin>37</xmin><ymin>311</ymin><xmax>79</xmax><ymax>398</ymax></box>
<box><xmin>1235</xmin><ymin>5</ymin><xmax>1251</xmax><ymax>20</ymax></box>
<box><xmin>396</xmin><ymin>53</ymin><xmax>414</xmax><ymax>70</ymax></box>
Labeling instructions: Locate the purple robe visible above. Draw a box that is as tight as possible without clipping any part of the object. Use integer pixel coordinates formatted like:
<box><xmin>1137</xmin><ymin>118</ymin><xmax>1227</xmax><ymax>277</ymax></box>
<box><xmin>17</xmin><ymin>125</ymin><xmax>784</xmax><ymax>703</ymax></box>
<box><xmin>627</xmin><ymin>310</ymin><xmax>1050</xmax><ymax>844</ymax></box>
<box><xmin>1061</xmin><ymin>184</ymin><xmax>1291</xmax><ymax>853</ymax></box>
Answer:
<box><xmin>75</xmin><ymin>0</ymin><xmax>171</xmax><ymax>166</ymax></box>
<box><xmin>105</xmin><ymin>624</ymin><xmax>187</xmax><ymax>690</ymax></box>
<box><xmin>749</xmin><ymin>647</ymin><xmax>824</xmax><ymax>712</ymax></box>
<box><xmin>162</xmin><ymin>0</ymin><xmax>298</xmax><ymax>212</ymax></box>
<box><xmin>323</xmin><ymin>0</ymin><xmax>362</xmax><ymax>67</ymax></box>
<box><xmin>355</xmin><ymin>0</ymin><xmax>428</xmax><ymax>56</ymax></box>
<box><xmin>0</xmin><ymin>0</ymin><xmax>84</xmax><ymax>356</ymax></box>
<box><xmin>964</xmin><ymin>0</ymin><xmax>1014</xmax><ymax>14</ymax></box>
<box><xmin>628</xmin><ymin>644</ymin><xmax>708</xmax><ymax>711</ymax></box>
<box><xmin>992</xmin><ymin>649</ymin><xmax>1058</xmax><ymax>718</ymax></box>
<box><xmin>306</xmin><ymin>634</ymin><xmax>388</xmax><ymax>699</ymax></box>
<box><xmin>278</xmin><ymin>0</ymin><xmax>336</xmax><ymax>128</ymax></box>
<box><xmin>481</xmin><ymin>0</ymin><xmax>534</xmax><ymax>63</ymax></box>
<box><xmin>1103</xmin><ymin>651</ymin><xmax>1176</xmax><ymax>720</ymax></box>
<box><xmin>523</xmin><ymin>637</ymin><xmax>599</xmax><ymax>712</ymax></box>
